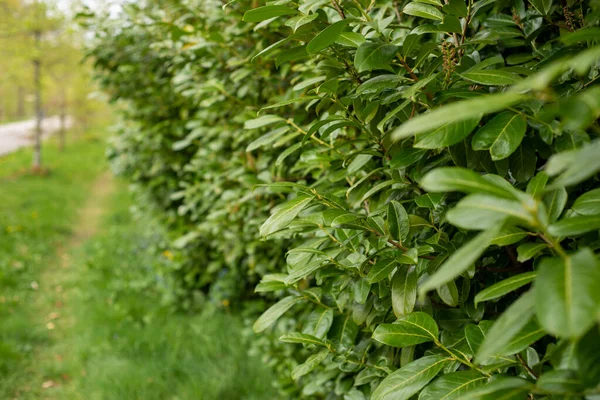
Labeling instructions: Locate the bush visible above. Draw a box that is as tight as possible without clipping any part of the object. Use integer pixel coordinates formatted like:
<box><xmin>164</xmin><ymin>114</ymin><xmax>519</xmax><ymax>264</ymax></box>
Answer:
<box><xmin>87</xmin><ymin>0</ymin><xmax>600</xmax><ymax>398</ymax></box>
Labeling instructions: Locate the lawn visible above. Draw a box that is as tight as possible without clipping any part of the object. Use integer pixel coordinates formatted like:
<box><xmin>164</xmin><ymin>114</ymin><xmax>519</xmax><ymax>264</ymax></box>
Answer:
<box><xmin>0</xmin><ymin>134</ymin><xmax>277</xmax><ymax>399</ymax></box>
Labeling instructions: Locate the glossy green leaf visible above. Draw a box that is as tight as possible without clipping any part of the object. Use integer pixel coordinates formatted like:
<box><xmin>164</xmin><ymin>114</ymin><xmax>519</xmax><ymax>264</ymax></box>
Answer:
<box><xmin>421</xmin><ymin>168</ymin><xmax>515</xmax><ymax>198</ymax></box>
<box><xmin>260</xmin><ymin>196</ymin><xmax>314</xmax><ymax>237</ymax></box>
<box><xmin>535</xmin><ymin>249</ymin><xmax>600</xmax><ymax>339</ymax></box>
<box><xmin>373</xmin><ymin>312</ymin><xmax>439</xmax><ymax>348</ymax></box>
<box><xmin>280</xmin><ymin>332</ymin><xmax>328</xmax><ymax>347</ymax></box>
<box><xmin>354</xmin><ymin>42</ymin><xmax>399</xmax><ymax>72</ymax></box>
<box><xmin>307</xmin><ymin>20</ymin><xmax>349</xmax><ymax>54</ymax></box>
<box><xmin>459</xmin><ymin>377</ymin><xmax>532</xmax><ymax>400</ymax></box>
<box><xmin>392</xmin><ymin>267</ymin><xmax>417</xmax><ymax>317</ymax></box>
<box><xmin>420</xmin><ymin>226</ymin><xmax>499</xmax><ymax>296</ymax></box>
<box><xmin>476</xmin><ymin>290</ymin><xmax>536</xmax><ymax>362</ymax></box>
<box><xmin>419</xmin><ymin>371</ymin><xmax>487</xmax><ymax>400</ymax></box>
<box><xmin>403</xmin><ymin>2</ymin><xmax>443</xmax><ymax>21</ymax></box>
<box><xmin>459</xmin><ymin>70</ymin><xmax>521</xmax><ymax>85</ymax></box>
<box><xmin>291</xmin><ymin>350</ymin><xmax>328</xmax><ymax>380</ymax></box>
<box><xmin>446</xmin><ymin>194</ymin><xmax>534</xmax><ymax>230</ymax></box>
<box><xmin>516</xmin><ymin>242</ymin><xmax>547</xmax><ymax>262</ymax></box>
<box><xmin>243</xmin><ymin>5</ymin><xmax>297</xmax><ymax>22</ymax></box>
<box><xmin>548</xmin><ymin>215</ymin><xmax>600</xmax><ymax>236</ymax></box>
<box><xmin>372</xmin><ymin>355</ymin><xmax>448</xmax><ymax>400</ymax></box>
<box><xmin>414</xmin><ymin>118</ymin><xmax>480</xmax><ymax>149</ymax></box>
<box><xmin>388</xmin><ymin>201</ymin><xmax>410</xmax><ymax>243</ymax></box>
<box><xmin>474</xmin><ymin>272</ymin><xmax>536</xmax><ymax>306</ymax></box>
<box><xmin>472</xmin><ymin>112</ymin><xmax>526</xmax><ymax>160</ymax></box>
<box><xmin>253</xmin><ymin>296</ymin><xmax>303</xmax><ymax>332</ymax></box>
<box><xmin>367</xmin><ymin>258</ymin><xmax>398</xmax><ymax>284</ymax></box>
<box><xmin>572</xmin><ymin>188</ymin><xmax>600</xmax><ymax>216</ymax></box>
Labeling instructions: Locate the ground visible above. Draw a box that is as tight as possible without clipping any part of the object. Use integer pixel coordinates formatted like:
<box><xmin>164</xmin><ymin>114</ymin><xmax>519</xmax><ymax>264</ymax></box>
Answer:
<box><xmin>0</xmin><ymin>131</ymin><xmax>277</xmax><ymax>399</ymax></box>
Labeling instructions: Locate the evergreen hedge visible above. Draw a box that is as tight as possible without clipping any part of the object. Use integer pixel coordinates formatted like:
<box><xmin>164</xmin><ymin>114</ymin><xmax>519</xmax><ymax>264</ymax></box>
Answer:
<box><xmin>87</xmin><ymin>0</ymin><xmax>600</xmax><ymax>398</ymax></box>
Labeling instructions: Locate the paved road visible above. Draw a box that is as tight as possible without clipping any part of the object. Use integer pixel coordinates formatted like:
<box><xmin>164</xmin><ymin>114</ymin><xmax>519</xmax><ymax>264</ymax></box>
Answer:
<box><xmin>0</xmin><ymin>116</ymin><xmax>73</xmax><ymax>156</ymax></box>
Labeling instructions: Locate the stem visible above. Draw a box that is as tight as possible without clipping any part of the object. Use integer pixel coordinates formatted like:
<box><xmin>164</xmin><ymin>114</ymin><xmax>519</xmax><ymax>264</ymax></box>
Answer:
<box><xmin>517</xmin><ymin>353</ymin><xmax>539</xmax><ymax>379</ymax></box>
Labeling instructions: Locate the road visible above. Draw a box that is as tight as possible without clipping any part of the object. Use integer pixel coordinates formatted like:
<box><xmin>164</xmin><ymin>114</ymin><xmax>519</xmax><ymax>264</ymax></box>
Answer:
<box><xmin>0</xmin><ymin>116</ymin><xmax>72</xmax><ymax>156</ymax></box>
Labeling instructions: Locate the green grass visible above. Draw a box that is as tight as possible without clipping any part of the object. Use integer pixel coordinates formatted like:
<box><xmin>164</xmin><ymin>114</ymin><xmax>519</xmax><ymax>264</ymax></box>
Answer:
<box><xmin>0</xmin><ymin>135</ymin><xmax>107</xmax><ymax>397</ymax></box>
<box><xmin>50</xmin><ymin>189</ymin><xmax>278</xmax><ymax>399</ymax></box>
<box><xmin>0</xmin><ymin>133</ymin><xmax>278</xmax><ymax>399</ymax></box>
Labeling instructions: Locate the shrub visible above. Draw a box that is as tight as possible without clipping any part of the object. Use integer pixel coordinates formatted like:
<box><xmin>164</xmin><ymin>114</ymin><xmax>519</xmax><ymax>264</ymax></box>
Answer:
<box><xmin>87</xmin><ymin>0</ymin><xmax>600</xmax><ymax>398</ymax></box>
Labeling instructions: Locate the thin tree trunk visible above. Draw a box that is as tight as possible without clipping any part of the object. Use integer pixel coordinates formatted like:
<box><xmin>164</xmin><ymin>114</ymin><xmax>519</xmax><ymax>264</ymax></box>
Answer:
<box><xmin>17</xmin><ymin>86</ymin><xmax>25</xmax><ymax>118</ymax></box>
<box><xmin>33</xmin><ymin>30</ymin><xmax>42</xmax><ymax>170</ymax></box>
<box><xmin>59</xmin><ymin>89</ymin><xmax>66</xmax><ymax>151</ymax></box>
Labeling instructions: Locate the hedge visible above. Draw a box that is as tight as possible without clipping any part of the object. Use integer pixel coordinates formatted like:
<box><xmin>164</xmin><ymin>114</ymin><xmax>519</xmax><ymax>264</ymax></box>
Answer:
<box><xmin>86</xmin><ymin>0</ymin><xmax>600</xmax><ymax>398</ymax></box>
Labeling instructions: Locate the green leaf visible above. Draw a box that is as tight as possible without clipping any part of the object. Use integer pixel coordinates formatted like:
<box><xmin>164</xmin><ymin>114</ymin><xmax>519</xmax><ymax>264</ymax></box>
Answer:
<box><xmin>243</xmin><ymin>5</ymin><xmax>297</xmax><ymax>22</ymax></box>
<box><xmin>572</xmin><ymin>188</ymin><xmax>600</xmax><ymax>216</ymax></box>
<box><xmin>419</xmin><ymin>371</ymin><xmax>487</xmax><ymax>400</ymax></box>
<box><xmin>547</xmin><ymin>140</ymin><xmax>600</xmax><ymax>188</ymax></box>
<box><xmin>367</xmin><ymin>258</ymin><xmax>398</xmax><ymax>284</ymax></box>
<box><xmin>535</xmin><ymin>249</ymin><xmax>600</xmax><ymax>339</ymax></box>
<box><xmin>291</xmin><ymin>350</ymin><xmax>328</xmax><ymax>380</ymax></box>
<box><xmin>474</xmin><ymin>272</ymin><xmax>536</xmax><ymax>306</ymax></box>
<box><xmin>501</xmin><ymin>319</ymin><xmax>545</xmax><ymax>355</ymax></box>
<box><xmin>421</xmin><ymin>168</ymin><xmax>515</xmax><ymax>199</ymax></box>
<box><xmin>258</xmin><ymin>96</ymin><xmax>319</xmax><ymax>114</ymax></box>
<box><xmin>516</xmin><ymin>242</ymin><xmax>547</xmax><ymax>262</ymax></box>
<box><xmin>509</xmin><ymin>139</ymin><xmax>537</xmax><ymax>183</ymax></box>
<box><xmin>536</xmin><ymin>370</ymin><xmax>584</xmax><ymax>394</ymax></box>
<box><xmin>303</xmin><ymin>308</ymin><xmax>334</xmax><ymax>338</ymax></box>
<box><xmin>244</xmin><ymin>114</ymin><xmax>285</xmax><ymax>129</ymax></box>
<box><xmin>459</xmin><ymin>377</ymin><xmax>532</xmax><ymax>400</ymax></box>
<box><xmin>253</xmin><ymin>296</ymin><xmax>303</xmax><ymax>332</ymax></box>
<box><xmin>392</xmin><ymin>266</ymin><xmax>417</xmax><ymax>317</ymax></box>
<box><xmin>246</xmin><ymin>127</ymin><xmax>289</xmax><ymax>151</ymax></box>
<box><xmin>372</xmin><ymin>355</ymin><xmax>448</xmax><ymax>400</ymax></box>
<box><xmin>490</xmin><ymin>226</ymin><xmax>528</xmax><ymax>246</ymax></box>
<box><xmin>542</xmin><ymin>188</ymin><xmax>567</xmax><ymax>222</ymax></box>
<box><xmin>280</xmin><ymin>332</ymin><xmax>328</xmax><ymax>347</ymax></box>
<box><xmin>465</xmin><ymin>321</ymin><xmax>493</xmax><ymax>355</ymax></box>
<box><xmin>438</xmin><ymin>15</ymin><xmax>462</xmax><ymax>34</ymax></box>
<box><xmin>392</xmin><ymin>92</ymin><xmax>526</xmax><ymax>141</ymax></box>
<box><xmin>403</xmin><ymin>2</ymin><xmax>444</xmax><ymax>21</ymax></box>
<box><xmin>442</xmin><ymin>0</ymin><xmax>468</xmax><ymax>17</ymax></box>
<box><xmin>307</xmin><ymin>20</ymin><xmax>349</xmax><ymax>54</ymax></box>
<box><xmin>373</xmin><ymin>312</ymin><xmax>439</xmax><ymax>348</ymax></box>
<box><xmin>420</xmin><ymin>227</ymin><xmax>499</xmax><ymax>296</ymax></box>
<box><xmin>414</xmin><ymin>118</ymin><xmax>480</xmax><ymax>149</ymax></box>
<box><xmin>459</xmin><ymin>70</ymin><xmax>521</xmax><ymax>85</ymax></box>
<box><xmin>472</xmin><ymin>112</ymin><xmax>527</xmax><ymax>160</ymax></box>
<box><xmin>388</xmin><ymin>201</ymin><xmax>410</xmax><ymax>243</ymax></box>
<box><xmin>354</xmin><ymin>42</ymin><xmax>399</xmax><ymax>72</ymax></box>
<box><xmin>575</xmin><ymin>327</ymin><xmax>600</xmax><ymax>388</ymax></box>
<box><xmin>260</xmin><ymin>196</ymin><xmax>314</xmax><ymax>237</ymax></box>
<box><xmin>476</xmin><ymin>290</ymin><xmax>536</xmax><ymax>362</ymax></box>
<box><xmin>446</xmin><ymin>194</ymin><xmax>535</xmax><ymax>230</ymax></box>
<box><xmin>548</xmin><ymin>215</ymin><xmax>600</xmax><ymax>236</ymax></box>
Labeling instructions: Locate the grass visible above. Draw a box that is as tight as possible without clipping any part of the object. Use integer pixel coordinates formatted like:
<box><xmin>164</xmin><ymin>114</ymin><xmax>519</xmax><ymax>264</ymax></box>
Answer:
<box><xmin>0</xmin><ymin>132</ymin><xmax>278</xmax><ymax>399</ymax></box>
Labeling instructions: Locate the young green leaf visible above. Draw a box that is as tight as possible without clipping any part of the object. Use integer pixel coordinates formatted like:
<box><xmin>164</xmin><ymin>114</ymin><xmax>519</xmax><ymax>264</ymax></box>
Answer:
<box><xmin>388</xmin><ymin>201</ymin><xmax>410</xmax><ymax>243</ymax></box>
<box><xmin>420</xmin><ymin>227</ymin><xmax>500</xmax><ymax>296</ymax></box>
<box><xmin>372</xmin><ymin>355</ymin><xmax>449</xmax><ymax>400</ymax></box>
<box><xmin>420</xmin><ymin>168</ymin><xmax>515</xmax><ymax>198</ymax></box>
<box><xmin>291</xmin><ymin>350</ymin><xmax>328</xmax><ymax>380</ymax></box>
<box><xmin>535</xmin><ymin>249</ymin><xmax>600</xmax><ymax>339</ymax></box>
<box><xmin>516</xmin><ymin>242</ymin><xmax>547</xmax><ymax>262</ymax></box>
<box><xmin>354</xmin><ymin>42</ymin><xmax>399</xmax><ymax>72</ymax></box>
<box><xmin>306</xmin><ymin>20</ymin><xmax>349</xmax><ymax>54</ymax></box>
<box><xmin>471</xmin><ymin>112</ymin><xmax>527</xmax><ymax>160</ymax></box>
<box><xmin>253</xmin><ymin>296</ymin><xmax>303</xmax><ymax>333</ymax></box>
<box><xmin>419</xmin><ymin>371</ymin><xmax>487</xmax><ymax>400</ymax></box>
<box><xmin>391</xmin><ymin>266</ymin><xmax>417</xmax><ymax>317</ymax></box>
<box><xmin>476</xmin><ymin>290</ymin><xmax>536</xmax><ymax>362</ymax></box>
<box><xmin>459</xmin><ymin>377</ymin><xmax>532</xmax><ymax>400</ymax></box>
<box><xmin>474</xmin><ymin>272</ymin><xmax>536</xmax><ymax>306</ymax></box>
<box><xmin>414</xmin><ymin>118</ymin><xmax>480</xmax><ymax>149</ymax></box>
<box><xmin>260</xmin><ymin>196</ymin><xmax>314</xmax><ymax>237</ymax></box>
<box><xmin>373</xmin><ymin>312</ymin><xmax>439</xmax><ymax>348</ymax></box>
<box><xmin>572</xmin><ymin>188</ymin><xmax>600</xmax><ymax>216</ymax></box>
<box><xmin>280</xmin><ymin>332</ymin><xmax>328</xmax><ymax>347</ymax></box>
<box><xmin>243</xmin><ymin>5</ymin><xmax>297</xmax><ymax>22</ymax></box>
<box><xmin>403</xmin><ymin>2</ymin><xmax>444</xmax><ymax>21</ymax></box>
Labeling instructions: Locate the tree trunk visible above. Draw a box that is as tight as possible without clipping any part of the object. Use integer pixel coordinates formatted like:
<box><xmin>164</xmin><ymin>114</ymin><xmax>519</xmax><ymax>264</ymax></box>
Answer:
<box><xmin>59</xmin><ymin>89</ymin><xmax>66</xmax><ymax>151</ymax></box>
<box><xmin>32</xmin><ymin>30</ymin><xmax>42</xmax><ymax>170</ymax></box>
<box><xmin>17</xmin><ymin>86</ymin><xmax>25</xmax><ymax>118</ymax></box>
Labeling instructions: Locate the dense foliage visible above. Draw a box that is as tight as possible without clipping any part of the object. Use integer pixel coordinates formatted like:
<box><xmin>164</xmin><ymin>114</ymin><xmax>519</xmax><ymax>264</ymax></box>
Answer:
<box><xmin>87</xmin><ymin>0</ymin><xmax>600</xmax><ymax>398</ymax></box>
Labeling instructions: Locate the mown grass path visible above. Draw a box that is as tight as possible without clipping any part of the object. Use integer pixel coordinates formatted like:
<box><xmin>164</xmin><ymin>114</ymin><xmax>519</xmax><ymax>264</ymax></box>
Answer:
<box><xmin>1</xmin><ymin>136</ymin><xmax>277</xmax><ymax>399</ymax></box>
<box><xmin>32</xmin><ymin>172</ymin><xmax>115</xmax><ymax>397</ymax></box>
